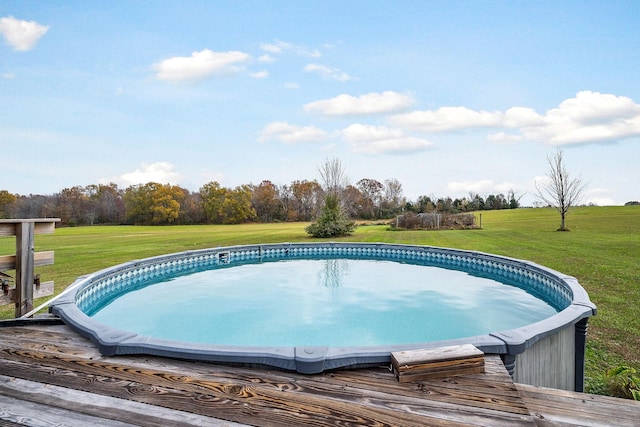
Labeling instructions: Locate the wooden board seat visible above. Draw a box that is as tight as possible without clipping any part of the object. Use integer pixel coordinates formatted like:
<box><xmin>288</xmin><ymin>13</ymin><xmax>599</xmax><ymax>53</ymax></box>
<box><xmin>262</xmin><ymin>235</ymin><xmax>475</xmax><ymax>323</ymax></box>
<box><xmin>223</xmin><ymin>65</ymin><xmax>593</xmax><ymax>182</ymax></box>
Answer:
<box><xmin>392</xmin><ymin>344</ymin><xmax>486</xmax><ymax>383</ymax></box>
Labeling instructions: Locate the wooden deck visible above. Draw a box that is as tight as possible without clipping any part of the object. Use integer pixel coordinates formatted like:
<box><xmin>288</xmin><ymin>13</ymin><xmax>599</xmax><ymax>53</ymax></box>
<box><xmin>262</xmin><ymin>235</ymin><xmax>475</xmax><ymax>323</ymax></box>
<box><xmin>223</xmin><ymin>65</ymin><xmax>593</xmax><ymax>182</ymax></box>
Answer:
<box><xmin>0</xmin><ymin>320</ymin><xmax>638</xmax><ymax>426</ymax></box>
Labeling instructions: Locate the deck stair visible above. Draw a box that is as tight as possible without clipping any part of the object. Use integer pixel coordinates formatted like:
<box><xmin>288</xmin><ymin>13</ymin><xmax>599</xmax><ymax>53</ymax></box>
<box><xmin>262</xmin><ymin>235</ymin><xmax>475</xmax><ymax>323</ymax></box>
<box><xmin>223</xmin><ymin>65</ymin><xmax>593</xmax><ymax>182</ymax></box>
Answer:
<box><xmin>392</xmin><ymin>343</ymin><xmax>486</xmax><ymax>383</ymax></box>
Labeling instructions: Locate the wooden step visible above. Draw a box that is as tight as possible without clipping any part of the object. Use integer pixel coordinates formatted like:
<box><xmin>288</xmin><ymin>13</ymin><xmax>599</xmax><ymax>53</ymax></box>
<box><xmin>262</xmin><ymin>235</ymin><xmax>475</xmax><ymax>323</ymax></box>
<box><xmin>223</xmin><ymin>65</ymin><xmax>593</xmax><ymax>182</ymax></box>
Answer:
<box><xmin>391</xmin><ymin>344</ymin><xmax>485</xmax><ymax>383</ymax></box>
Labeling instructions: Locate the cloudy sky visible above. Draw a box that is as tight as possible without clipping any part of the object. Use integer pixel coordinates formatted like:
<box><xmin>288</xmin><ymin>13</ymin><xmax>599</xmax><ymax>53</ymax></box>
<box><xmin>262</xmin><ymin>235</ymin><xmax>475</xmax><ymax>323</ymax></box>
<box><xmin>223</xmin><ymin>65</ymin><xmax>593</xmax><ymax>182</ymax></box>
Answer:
<box><xmin>1</xmin><ymin>1</ymin><xmax>639</xmax><ymax>206</ymax></box>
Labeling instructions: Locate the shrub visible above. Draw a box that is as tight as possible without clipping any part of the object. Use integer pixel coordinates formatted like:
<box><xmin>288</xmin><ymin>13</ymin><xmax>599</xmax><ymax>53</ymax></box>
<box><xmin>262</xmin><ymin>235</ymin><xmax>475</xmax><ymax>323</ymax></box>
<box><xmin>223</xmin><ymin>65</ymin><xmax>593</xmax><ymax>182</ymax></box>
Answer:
<box><xmin>306</xmin><ymin>193</ymin><xmax>356</xmax><ymax>238</ymax></box>
<box><xmin>442</xmin><ymin>213</ymin><xmax>475</xmax><ymax>228</ymax></box>
<box><xmin>604</xmin><ymin>366</ymin><xmax>640</xmax><ymax>400</ymax></box>
<box><xmin>392</xmin><ymin>212</ymin><xmax>477</xmax><ymax>230</ymax></box>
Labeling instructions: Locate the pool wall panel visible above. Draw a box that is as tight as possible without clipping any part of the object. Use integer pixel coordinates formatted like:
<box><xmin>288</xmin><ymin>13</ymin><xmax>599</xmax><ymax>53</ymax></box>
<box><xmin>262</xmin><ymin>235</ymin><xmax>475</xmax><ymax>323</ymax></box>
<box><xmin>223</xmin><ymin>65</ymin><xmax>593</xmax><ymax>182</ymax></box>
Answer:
<box><xmin>514</xmin><ymin>323</ymin><xmax>575</xmax><ymax>390</ymax></box>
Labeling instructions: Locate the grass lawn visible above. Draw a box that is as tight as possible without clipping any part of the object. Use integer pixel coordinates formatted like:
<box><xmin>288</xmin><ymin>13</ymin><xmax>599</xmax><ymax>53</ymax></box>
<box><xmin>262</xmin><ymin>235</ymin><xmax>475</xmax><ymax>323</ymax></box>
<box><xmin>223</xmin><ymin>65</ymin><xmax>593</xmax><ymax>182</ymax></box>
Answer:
<box><xmin>1</xmin><ymin>205</ymin><xmax>638</xmax><ymax>394</ymax></box>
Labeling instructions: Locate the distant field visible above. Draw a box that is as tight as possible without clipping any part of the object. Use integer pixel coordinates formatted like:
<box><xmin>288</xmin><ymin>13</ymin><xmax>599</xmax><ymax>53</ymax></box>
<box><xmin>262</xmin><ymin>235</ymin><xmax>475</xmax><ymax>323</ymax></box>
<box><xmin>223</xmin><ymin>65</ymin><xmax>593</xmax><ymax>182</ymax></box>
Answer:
<box><xmin>1</xmin><ymin>205</ymin><xmax>638</xmax><ymax>393</ymax></box>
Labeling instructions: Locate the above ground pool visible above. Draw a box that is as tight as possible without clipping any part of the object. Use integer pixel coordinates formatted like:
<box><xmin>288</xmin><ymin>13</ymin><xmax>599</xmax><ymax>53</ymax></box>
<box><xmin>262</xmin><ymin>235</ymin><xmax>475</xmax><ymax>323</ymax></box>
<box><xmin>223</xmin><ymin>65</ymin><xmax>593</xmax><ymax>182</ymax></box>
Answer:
<box><xmin>50</xmin><ymin>242</ymin><xmax>596</xmax><ymax>391</ymax></box>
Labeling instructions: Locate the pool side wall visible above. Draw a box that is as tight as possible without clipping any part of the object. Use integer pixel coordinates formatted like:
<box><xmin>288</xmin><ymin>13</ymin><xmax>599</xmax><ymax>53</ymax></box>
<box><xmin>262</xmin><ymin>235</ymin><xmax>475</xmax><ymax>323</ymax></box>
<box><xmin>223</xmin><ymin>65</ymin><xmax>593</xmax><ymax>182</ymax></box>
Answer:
<box><xmin>50</xmin><ymin>242</ymin><xmax>596</xmax><ymax>391</ymax></box>
<box><xmin>514</xmin><ymin>323</ymin><xmax>575</xmax><ymax>389</ymax></box>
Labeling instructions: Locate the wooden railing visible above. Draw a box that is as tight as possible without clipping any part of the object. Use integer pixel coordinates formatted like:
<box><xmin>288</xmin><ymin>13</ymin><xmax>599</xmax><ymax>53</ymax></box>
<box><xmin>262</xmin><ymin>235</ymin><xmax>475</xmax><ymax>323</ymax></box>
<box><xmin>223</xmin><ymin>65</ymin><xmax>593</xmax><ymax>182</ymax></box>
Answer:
<box><xmin>0</xmin><ymin>219</ymin><xmax>60</xmax><ymax>317</ymax></box>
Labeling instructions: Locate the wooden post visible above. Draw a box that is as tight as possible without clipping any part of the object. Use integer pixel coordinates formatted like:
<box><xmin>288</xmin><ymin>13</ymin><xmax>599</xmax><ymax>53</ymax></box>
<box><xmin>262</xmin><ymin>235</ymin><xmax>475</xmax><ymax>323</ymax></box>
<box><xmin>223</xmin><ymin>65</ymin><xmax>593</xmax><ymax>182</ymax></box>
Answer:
<box><xmin>15</xmin><ymin>221</ymin><xmax>35</xmax><ymax>317</ymax></box>
<box><xmin>0</xmin><ymin>219</ymin><xmax>60</xmax><ymax>317</ymax></box>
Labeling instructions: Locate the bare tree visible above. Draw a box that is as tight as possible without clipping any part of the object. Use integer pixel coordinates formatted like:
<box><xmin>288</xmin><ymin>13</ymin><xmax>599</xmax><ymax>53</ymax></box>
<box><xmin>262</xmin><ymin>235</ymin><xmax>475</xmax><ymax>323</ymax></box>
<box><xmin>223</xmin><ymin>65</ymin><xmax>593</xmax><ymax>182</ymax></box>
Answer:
<box><xmin>382</xmin><ymin>178</ymin><xmax>404</xmax><ymax>217</ymax></box>
<box><xmin>535</xmin><ymin>149</ymin><xmax>587</xmax><ymax>231</ymax></box>
<box><xmin>318</xmin><ymin>158</ymin><xmax>347</xmax><ymax>195</ymax></box>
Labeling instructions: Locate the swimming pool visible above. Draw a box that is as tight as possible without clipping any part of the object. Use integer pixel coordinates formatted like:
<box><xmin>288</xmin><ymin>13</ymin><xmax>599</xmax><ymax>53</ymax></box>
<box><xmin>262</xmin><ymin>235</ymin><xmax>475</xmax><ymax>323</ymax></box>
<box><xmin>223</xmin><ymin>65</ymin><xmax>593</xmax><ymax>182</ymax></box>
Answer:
<box><xmin>50</xmin><ymin>242</ymin><xmax>596</xmax><ymax>391</ymax></box>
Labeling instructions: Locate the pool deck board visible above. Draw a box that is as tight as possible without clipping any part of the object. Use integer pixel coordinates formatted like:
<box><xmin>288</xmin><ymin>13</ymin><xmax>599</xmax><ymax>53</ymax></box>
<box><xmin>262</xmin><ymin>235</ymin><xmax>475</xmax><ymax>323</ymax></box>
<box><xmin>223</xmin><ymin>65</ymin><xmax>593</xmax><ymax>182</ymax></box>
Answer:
<box><xmin>1</xmin><ymin>322</ymin><xmax>639</xmax><ymax>427</ymax></box>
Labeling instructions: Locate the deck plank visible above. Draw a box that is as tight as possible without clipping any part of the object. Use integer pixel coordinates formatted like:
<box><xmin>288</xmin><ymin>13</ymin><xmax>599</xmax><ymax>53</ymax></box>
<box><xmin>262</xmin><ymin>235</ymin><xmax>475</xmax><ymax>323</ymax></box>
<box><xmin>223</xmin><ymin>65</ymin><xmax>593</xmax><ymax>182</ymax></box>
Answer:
<box><xmin>1</xmin><ymin>323</ymin><xmax>638</xmax><ymax>427</ymax></box>
<box><xmin>1</xmin><ymin>394</ymin><xmax>138</xmax><ymax>427</ymax></box>
<box><xmin>0</xmin><ymin>374</ymin><xmax>244</xmax><ymax>427</ymax></box>
<box><xmin>516</xmin><ymin>383</ymin><xmax>640</xmax><ymax>427</ymax></box>
<box><xmin>0</xmin><ymin>351</ymin><xmax>533</xmax><ymax>427</ymax></box>
<box><xmin>0</xmin><ymin>325</ymin><xmax>536</xmax><ymax>426</ymax></box>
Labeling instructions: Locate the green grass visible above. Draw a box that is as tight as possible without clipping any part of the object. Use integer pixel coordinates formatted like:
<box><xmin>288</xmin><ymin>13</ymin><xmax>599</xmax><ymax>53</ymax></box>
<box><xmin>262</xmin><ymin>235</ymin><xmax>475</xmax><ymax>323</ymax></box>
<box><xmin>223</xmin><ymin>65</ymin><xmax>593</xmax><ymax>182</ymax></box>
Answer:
<box><xmin>2</xmin><ymin>205</ymin><xmax>639</xmax><ymax>394</ymax></box>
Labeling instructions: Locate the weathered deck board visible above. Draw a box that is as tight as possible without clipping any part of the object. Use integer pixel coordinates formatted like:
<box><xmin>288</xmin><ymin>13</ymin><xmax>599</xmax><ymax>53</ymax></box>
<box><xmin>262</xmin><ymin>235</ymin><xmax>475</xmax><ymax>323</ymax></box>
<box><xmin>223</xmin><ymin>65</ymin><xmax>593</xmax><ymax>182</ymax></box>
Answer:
<box><xmin>0</xmin><ymin>329</ymin><xmax>534</xmax><ymax>424</ymax></box>
<box><xmin>392</xmin><ymin>344</ymin><xmax>485</xmax><ymax>382</ymax></box>
<box><xmin>0</xmin><ymin>374</ymin><xmax>244</xmax><ymax>427</ymax></box>
<box><xmin>0</xmin><ymin>392</ymin><xmax>139</xmax><ymax>427</ymax></box>
<box><xmin>516</xmin><ymin>383</ymin><xmax>640</xmax><ymax>427</ymax></box>
<box><xmin>0</xmin><ymin>324</ymin><xmax>534</xmax><ymax>426</ymax></box>
<box><xmin>0</xmin><ymin>350</ymin><xmax>533</xmax><ymax>426</ymax></box>
<box><xmin>1</xmin><ymin>322</ymin><xmax>639</xmax><ymax>426</ymax></box>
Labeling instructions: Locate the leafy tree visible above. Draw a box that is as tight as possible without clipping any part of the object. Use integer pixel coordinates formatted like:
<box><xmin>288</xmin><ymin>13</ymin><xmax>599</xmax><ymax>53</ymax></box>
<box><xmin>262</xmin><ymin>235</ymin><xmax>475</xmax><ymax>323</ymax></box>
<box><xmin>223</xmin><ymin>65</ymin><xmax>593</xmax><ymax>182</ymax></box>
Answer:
<box><xmin>252</xmin><ymin>180</ymin><xmax>283</xmax><ymax>222</ymax></box>
<box><xmin>356</xmin><ymin>178</ymin><xmax>383</xmax><ymax>219</ymax></box>
<box><xmin>485</xmin><ymin>194</ymin><xmax>507</xmax><ymax>210</ymax></box>
<box><xmin>507</xmin><ymin>189</ymin><xmax>522</xmax><ymax>209</ymax></box>
<box><xmin>436</xmin><ymin>197</ymin><xmax>454</xmax><ymax>213</ymax></box>
<box><xmin>123</xmin><ymin>184</ymin><xmax>151</xmax><ymax>225</ymax></box>
<box><xmin>179</xmin><ymin>191</ymin><xmax>205</xmax><ymax>224</ymax></box>
<box><xmin>416</xmin><ymin>195</ymin><xmax>435</xmax><ymax>213</ymax></box>
<box><xmin>222</xmin><ymin>185</ymin><xmax>256</xmax><ymax>224</ymax></box>
<box><xmin>0</xmin><ymin>190</ymin><xmax>16</xmax><ymax>218</ymax></box>
<box><xmin>290</xmin><ymin>180</ymin><xmax>323</xmax><ymax>221</ymax></box>
<box><xmin>535</xmin><ymin>149</ymin><xmax>587</xmax><ymax>231</ymax></box>
<box><xmin>341</xmin><ymin>184</ymin><xmax>362</xmax><ymax>218</ymax></box>
<box><xmin>200</xmin><ymin>182</ymin><xmax>256</xmax><ymax>224</ymax></box>
<box><xmin>0</xmin><ymin>166</ymin><xmax>533</xmax><ymax>226</ymax></box>
<box><xmin>452</xmin><ymin>197</ymin><xmax>470</xmax><ymax>213</ymax></box>
<box><xmin>11</xmin><ymin>194</ymin><xmax>52</xmax><ymax>218</ymax></box>
<box><xmin>54</xmin><ymin>186</ymin><xmax>92</xmax><ymax>225</ymax></box>
<box><xmin>200</xmin><ymin>181</ymin><xmax>227</xmax><ymax>224</ymax></box>
<box><xmin>469</xmin><ymin>193</ymin><xmax>485</xmax><ymax>211</ymax></box>
<box><xmin>123</xmin><ymin>183</ymin><xmax>185</xmax><ymax>225</ymax></box>
<box><xmin>86</xmin><ymin>183</ymin><xmax>125</xmax><ymax>224</ymax></box>
<box><xmin>150</xmin><ymin>184</ymin><xmax>184</xmax><ymax>224</ymax></box>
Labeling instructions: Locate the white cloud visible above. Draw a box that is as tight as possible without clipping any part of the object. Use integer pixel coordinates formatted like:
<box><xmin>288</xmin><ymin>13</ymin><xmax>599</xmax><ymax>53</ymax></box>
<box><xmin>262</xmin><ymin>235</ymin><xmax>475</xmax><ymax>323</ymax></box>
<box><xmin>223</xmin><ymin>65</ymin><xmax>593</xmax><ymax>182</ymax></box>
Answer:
<box><xmin>486</xmin><ymin>132</ymin><xmax>523</xmax><ymax>144</ymax></box>
<box><xmin>585</xmin><ymin>197</ymin><xmax>616</xmax><ymax>206</ymax></box>
<box><xmin>153</xmin><ymin>49</ymin><xmax>250</xmax><ymax>81</ymax></box>
<box><xmin>390</xmin><ymin>91</ymin><xmax>640</xmax><ymax>146</ymax></box>
<box><xmin>341</xmin><ymin>124</ymin><xmax>433</xmax><ymax>154</ymax></box>
<box><xmin>389</xmin><ymin>106</ymin><xmax>503</xmax><ymax>132</ymax></box>
<box><xmin>257</xmin><ymin>54</ymin><xmax>275</xmax><ymax>63</ymax></box>
<box><xmin>447</xmin><ymin>180</ymin><xmax>495</xmax><ymax>193</ymax></box>
<box><xmin>502</xmin><ymin>107</ymin><xmax>544</xmax><ymax>127</ymax></box>
<box><xmin>284</xmin><ymin>82</ymin><xmax>300</xmax><ymax>89</ymax></box>
<box><xmin>0</xmin><ymin>16</ymin><xmax>49</xmax><ymax>51</ymax></box>
<box><xmin>250</xmin><ymin>70</ymin><xmax>269</xmax><ymax>79</ymax></box>
<box><xmin>520</xmin><ymin>91</ymin><xmax>640</xmax><ymax>145</ymax></box>
<box><xmin>261</xmin><ymin>40</ymin><xmax>293</xmax><ymax>54</ymax></box>
<box><xmin>258</xmin><ymin>121</ymin><xmax>329</xmax><ymax>144</ymax></box>
<box><xmin>117</xmin><ymin>162</ymin><xmax>181</xmax><ymax>186</ymax></box>
<box><xmin>583</xmin><ymin>187</ymin><xmax>616</xmax><ymax>206</ymax></box>
<box><xmin>260</xmin><ymin>40</ymin><xmax>321</xmax><ymax>57</ymax></box>
<box><xmin>2</xmin><ymin>73</ymin><xmax>16</xmax><ymax>79</ymax></box>
<box><xmin>304</xmin><ymin>63</ymin><xmax>354</xmax><ymax>82</ymax></box>
<box><xmin>304</xmin><ymin>91</ymin><xmax>415</xmax><ymax>116</ymax></box>
<box><xmin>447</xmin><ymin>180</ymin><xmax>515</xmax><ymax>195</ymax></box>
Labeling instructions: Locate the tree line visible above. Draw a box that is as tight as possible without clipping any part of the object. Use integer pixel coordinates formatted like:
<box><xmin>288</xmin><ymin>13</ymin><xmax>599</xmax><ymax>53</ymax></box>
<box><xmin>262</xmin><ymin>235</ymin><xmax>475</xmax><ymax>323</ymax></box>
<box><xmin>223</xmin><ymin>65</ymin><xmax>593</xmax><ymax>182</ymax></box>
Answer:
<box><xmin>0</xmin><ymin>179</ymin><xmax>521</xmax><ymax>226</ymax></box>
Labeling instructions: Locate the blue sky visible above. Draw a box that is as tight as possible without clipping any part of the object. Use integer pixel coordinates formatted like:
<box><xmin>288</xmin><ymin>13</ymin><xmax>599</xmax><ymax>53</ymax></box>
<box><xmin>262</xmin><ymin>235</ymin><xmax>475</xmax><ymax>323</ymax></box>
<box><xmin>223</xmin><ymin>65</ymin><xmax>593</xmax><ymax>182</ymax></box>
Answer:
<box><xmin>1</xmin><ymin>1</ymin><xmax>639</xmax><ymax>206</ymax></box>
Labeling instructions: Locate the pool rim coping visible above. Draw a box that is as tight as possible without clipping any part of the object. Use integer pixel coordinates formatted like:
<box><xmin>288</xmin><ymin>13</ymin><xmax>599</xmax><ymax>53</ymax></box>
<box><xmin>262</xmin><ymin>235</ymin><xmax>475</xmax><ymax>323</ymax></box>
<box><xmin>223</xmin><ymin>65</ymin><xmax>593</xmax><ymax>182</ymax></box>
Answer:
<box><xmin>49</xmin><ymin>242</ymin><xmax>597</xmax><ymax>375</ymax></box>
